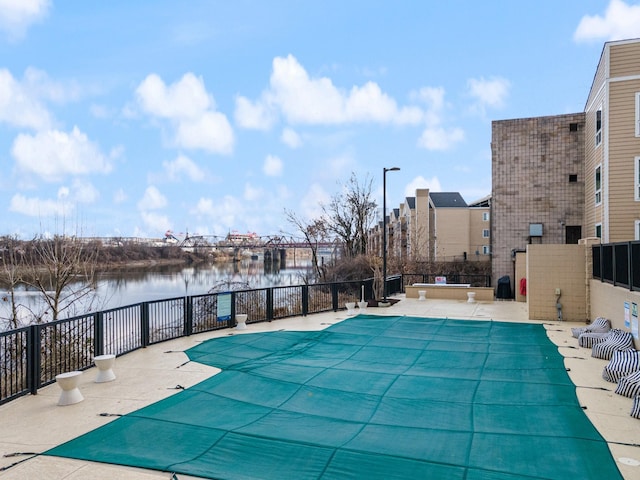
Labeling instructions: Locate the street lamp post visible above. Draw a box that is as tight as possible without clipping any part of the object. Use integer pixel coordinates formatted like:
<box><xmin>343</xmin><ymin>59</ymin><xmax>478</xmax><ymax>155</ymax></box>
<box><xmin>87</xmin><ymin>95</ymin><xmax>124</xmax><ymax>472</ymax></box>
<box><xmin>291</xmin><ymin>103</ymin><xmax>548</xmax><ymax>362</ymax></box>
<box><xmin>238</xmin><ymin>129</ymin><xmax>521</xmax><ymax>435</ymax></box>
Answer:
<box><xmin>382</xmin><ymin>166</ymin><xmax>400</xmax><ymax>302</ymax></box>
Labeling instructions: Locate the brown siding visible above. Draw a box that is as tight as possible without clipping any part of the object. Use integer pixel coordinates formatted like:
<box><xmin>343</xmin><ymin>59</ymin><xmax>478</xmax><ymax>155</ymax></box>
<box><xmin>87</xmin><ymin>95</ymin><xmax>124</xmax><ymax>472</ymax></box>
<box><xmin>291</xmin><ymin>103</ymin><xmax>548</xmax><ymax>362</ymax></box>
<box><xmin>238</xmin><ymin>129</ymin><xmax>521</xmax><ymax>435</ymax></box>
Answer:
<box><xmin>610</xmin><ymin>41</ymin><xmax>640</xmax><ymax>77</ymax></box>
<box><xmin>608</xmin><ymin>80</ymin><xmax>640</xmax><ymax>241</ymax></box>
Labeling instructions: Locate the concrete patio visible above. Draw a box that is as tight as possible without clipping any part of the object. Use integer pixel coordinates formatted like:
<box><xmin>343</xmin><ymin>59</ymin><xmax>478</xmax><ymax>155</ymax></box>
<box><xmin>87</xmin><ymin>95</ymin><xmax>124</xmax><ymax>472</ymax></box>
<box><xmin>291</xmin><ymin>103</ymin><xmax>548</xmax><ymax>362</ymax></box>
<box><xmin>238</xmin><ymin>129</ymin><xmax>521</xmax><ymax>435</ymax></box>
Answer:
<box><xmin>0</xmin><ymin>296</ymin><xmax>638</xmax><ymax>479</ymax></box>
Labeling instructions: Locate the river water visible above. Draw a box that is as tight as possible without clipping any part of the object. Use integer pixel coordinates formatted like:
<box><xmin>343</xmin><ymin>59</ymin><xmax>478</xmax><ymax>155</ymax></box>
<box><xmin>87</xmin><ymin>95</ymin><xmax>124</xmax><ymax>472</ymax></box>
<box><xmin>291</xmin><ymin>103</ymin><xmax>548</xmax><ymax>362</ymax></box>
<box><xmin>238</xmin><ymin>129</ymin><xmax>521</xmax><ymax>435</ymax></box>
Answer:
<box><xmin>1</xmin><ymin>258</ymin><xmax>312</xmax><ymax>329</ymax></box>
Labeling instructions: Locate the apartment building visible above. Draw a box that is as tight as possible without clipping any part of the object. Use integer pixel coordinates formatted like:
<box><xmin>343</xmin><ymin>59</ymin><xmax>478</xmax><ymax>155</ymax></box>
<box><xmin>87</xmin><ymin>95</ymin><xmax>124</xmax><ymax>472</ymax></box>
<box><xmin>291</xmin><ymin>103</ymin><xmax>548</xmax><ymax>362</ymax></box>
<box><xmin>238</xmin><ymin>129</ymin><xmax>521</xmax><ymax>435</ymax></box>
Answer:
<box><xmin>368</xmin><ymin>189</ymin><xmax>491</xmax><ymax>264</ymax></box>
<box><xmin>491</xmin><ymin>113</ymin><xmax>586</xmax><ymax>287</ymax></box>
<box><xmin>491</xmin><ymin>37</ymin><xmax>640</xmax><ymax>293</ymax></box>
<box><xmin>584</xmin><ymin>38</ymin><xmax>640</xmax><ymax>242</ymax></box>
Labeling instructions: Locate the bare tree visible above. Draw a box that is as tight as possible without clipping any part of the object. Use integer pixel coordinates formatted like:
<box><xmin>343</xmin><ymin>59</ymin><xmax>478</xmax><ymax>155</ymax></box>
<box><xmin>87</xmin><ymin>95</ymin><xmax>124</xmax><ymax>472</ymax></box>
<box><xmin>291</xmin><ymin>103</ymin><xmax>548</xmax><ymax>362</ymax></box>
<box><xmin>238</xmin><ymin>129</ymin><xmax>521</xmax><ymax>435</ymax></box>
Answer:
<box><xmin>323</xmin><ymin>172</ymin><xmax>377</xmax><ymax>257</ymax></box>
<box><xmin>0</xmin><ymin>236</ymin><xmax>25</xmax><ymax>329</ymax></box>
<box><xmin>284</xmin><ymin>210</ymin><xmax>329</xmax><ymax>281</ymax></box>
<box><xmin>23</xmin><ymin>235</ymin><xmax>101</xmax><ymax>322</ymax></box>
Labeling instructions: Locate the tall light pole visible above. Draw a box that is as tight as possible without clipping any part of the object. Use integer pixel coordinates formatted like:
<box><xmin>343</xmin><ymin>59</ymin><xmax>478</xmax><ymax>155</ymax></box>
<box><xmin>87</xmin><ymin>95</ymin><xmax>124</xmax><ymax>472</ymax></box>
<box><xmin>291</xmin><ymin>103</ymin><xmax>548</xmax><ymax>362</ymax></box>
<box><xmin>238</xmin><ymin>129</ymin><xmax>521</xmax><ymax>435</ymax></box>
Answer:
<box><xmin>382</xmin><ymin>166</ymin><xmax>400</xmax><ymax>302</ymax></box>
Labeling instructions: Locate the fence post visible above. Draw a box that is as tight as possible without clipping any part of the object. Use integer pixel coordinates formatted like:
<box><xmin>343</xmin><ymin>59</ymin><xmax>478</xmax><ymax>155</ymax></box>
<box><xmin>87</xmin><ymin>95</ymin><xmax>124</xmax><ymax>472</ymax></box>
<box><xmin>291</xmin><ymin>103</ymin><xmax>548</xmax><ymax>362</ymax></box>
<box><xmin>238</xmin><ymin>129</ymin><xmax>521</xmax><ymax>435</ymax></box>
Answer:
<box><xmin>94</xmin><ymin>312</ymin><xmax>104</xmax><ymax>356</ymax></box>
<box><xmin>628</xmin><ymin>242</ymin><xmax>633</xmax><ymax>292</ymax></box>
<box><xmin>302</xmin><ymin>285</ymin><xmax>309</xmax><ymax>316</ymax></box>
<box><xmin>266</xmin><ymin>288</ymin><xmax>274</xmax><ymax>321</ymax></box>
<box><xmin>331</xmin><ymin>283</ymin><xmax>339</xmax><ymax>311</ymax></box>
<box><xmin>231</xmin><ymin>291</ymin><xmax>236</xmax><ymax>328</ymax></box>
<box><xmin>141</xmin><ymin>302</ymin><xmax>150</xmax><ymax>347</ymax></box>
<box><xmin>27</xmin><ymin>324</ymin><xmax>41</xmax><ymax>395</ymax></box>
<box><xmin>184</xmin><ymin>296</ymin><xmax>193</xmax><ymax>336</ymax></box>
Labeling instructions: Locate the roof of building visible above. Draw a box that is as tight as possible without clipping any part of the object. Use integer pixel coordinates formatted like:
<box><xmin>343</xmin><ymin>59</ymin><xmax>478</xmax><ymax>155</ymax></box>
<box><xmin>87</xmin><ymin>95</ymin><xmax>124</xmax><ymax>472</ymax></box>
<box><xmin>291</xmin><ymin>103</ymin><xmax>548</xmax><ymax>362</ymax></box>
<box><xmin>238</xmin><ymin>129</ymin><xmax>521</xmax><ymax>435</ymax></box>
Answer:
<box><xmin>429</xmin><ymin>192</ymin><xmax>468</xmax><ymax>208</ymax></box>
<box><xmin>405</xmin><ymin>197</ymin><xmax>415</xmax><ymax>209</ymax></box>
<box><xmin>468</xmin><ymin>194</ymin><xmax>491</xmax><ymax>208</ymax></box>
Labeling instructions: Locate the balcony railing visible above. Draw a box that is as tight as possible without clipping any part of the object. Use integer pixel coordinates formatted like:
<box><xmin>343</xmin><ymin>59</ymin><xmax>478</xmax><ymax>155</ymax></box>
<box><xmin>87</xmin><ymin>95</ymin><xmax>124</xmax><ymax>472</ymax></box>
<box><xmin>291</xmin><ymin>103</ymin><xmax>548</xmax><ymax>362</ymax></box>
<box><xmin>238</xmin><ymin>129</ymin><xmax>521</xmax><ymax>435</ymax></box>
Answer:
<box><xmin>1</xmin><ymin>278</ymin><xmax>381</xmax><ymax>405</ymax></box>
<box><xmin>592</xmin><ymin>241</ymin><xmax>640</xmax><ymax>291</ymax></box>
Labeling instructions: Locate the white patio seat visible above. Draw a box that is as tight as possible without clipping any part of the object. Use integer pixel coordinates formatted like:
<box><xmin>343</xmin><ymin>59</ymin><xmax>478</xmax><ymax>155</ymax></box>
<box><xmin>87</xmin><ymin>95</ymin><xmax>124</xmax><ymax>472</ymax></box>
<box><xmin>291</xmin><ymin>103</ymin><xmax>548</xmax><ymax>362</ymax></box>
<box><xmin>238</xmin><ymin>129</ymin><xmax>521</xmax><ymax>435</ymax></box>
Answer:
<box><xmin>615</xmin><ymin>370</ymin><xmax>640</xmax><ymax>398</ymax></box>
<box><xmin>602</xmin><ymin>349</ymin><xmax>640</xmax><ymax>383</ymax></box>
<box><xmin>571</xmin><ymin>317</ymin><xmax>610</xmax><ymax>338</ymax></box>
<box><xmin>591</xmin><ymin>329</ymin><xmax>634</xmax><ymax>360</ymax></box>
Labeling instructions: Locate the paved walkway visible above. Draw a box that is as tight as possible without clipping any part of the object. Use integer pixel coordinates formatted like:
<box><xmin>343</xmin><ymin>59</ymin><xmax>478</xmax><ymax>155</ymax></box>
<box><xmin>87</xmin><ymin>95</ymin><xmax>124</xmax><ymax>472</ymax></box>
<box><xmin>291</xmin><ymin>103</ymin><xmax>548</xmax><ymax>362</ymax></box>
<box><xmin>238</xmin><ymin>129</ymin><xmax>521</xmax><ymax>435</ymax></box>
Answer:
<box><xmin>0</xmin><ymin>297</ymin><xmax>638</xmax><ymax>479</ymax></box>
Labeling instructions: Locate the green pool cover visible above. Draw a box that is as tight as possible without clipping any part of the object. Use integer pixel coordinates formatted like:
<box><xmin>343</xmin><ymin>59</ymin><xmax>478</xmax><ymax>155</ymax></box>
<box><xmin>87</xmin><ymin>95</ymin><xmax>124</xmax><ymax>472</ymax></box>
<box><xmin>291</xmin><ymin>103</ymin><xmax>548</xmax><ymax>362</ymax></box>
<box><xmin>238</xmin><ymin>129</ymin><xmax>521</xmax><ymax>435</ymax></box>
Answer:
<box><xmin>45</xmin><ymin>315</ymin><xmax>623</xmax><ymax>479</ymax></box>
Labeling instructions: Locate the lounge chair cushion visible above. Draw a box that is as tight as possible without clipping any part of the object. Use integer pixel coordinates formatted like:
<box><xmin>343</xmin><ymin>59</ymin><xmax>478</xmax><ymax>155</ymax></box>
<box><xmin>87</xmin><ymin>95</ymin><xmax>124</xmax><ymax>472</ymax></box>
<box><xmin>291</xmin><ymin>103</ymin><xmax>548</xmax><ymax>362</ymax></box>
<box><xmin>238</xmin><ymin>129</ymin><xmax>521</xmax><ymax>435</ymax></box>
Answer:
<box><xmin>591</xmin><ymin>329</ymin><xmax>634</xmax><ymax>360</ymax></box>
<box><xmin>578</xmin><ymin>331</ymin><xmax>610</xmax><ymax>348</ymax></box>
<box><xmin>602</xmin><ymin>349</ymin><xmax>640</xmax><ymax>383</ymax></box>
<box><xmin>615</xmin><ymin>370</ymin><xmax>640</xmax><ymax>398</ymax></box>
<box><xmin>631</xmin><ymin>396</ymin><xmax>640</xmax><ymax>419</ymax></box>
<box><xmin>571</xmin><ymin>317</ymin><xmax>611</xmax><ymax>338</ymax></box>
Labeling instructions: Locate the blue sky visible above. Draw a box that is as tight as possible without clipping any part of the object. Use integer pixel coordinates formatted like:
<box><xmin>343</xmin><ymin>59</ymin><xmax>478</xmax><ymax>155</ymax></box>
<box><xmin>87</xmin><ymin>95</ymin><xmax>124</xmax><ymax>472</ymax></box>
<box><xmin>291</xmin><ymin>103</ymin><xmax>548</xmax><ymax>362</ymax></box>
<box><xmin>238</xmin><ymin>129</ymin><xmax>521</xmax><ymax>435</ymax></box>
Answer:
<box><xmin>1</xmin><ymin>1</ymin><xmax>640</xmax><ymax>240</ymax></box>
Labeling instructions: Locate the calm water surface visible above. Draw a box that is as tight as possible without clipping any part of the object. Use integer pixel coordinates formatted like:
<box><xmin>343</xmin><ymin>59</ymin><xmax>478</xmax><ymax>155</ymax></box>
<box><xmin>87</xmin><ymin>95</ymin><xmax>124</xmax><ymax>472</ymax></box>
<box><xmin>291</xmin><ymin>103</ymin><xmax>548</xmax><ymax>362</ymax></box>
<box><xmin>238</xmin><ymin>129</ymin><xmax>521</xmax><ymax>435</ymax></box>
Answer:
<box><xmin>1</xmin><ymin>259</ymin><xmax>312</xmax><ymax>328</ymax></box>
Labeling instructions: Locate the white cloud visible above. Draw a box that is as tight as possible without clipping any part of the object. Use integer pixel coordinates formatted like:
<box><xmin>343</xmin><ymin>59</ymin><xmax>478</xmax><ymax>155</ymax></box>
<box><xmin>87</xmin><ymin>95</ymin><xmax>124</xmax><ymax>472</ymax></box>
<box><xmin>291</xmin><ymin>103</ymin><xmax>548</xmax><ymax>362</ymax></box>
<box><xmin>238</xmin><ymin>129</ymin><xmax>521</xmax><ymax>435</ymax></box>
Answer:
<box><xmin>140</xmin><ymin>211</ymin><xmax>171</xmax><ymax>234</ymax></box>
<box><xmin>404</xmin><ymin>176</ymin><xmax>442</xmax><ymax>197</ymax></box>
<box><xmin>417</xmin><ymin>126</ymin><xmax>465</xmax><ymax>151</ymax></box>
<box><xmin>467</xmin><ymin>76</ymin><xmax>510</xmax><ymax>110</ymax></box>
<box><xmin>175</xmin><ymin>111</ymin><xmax>234</xmax><ymax>153</ymax></box>
<box><xmin>244</xmin><ymin>183</ymin><xmax>263</xmax><ymax>201</ymax></box>
<box><xmin>137</xmin><ymin>186</ymin><xmax>167</xmax><ymax>210</ymax></box>
<box><xmin>71</xmin><ymin>179</ymin><xmax>100</xmax><ymax>203</ymax></box>
<box><xmin>135</xmin><ymin>72</ymin><xmax>234</xmax><ymax>154</ymax></box>
<box><xmin>0</xmin><ymin>69</ymin><xmax>53</xmax><ymax>130</ymax></box>
<box><xmin>162</xmin><ymin>154</ymin><xmax>204</xmax><ymax>182</ymax></box>
<box><xmin>234</xmin><ymin>95</ymin><xmax>276</xmax><ymax>130</ymax></box>
<box><xmin>300</xmin><ymin>183</ymin><xmax>330</xmax><ymax>219</ymax></box>
<box><xmin>263</xmin><ymin>154</ymin><xmax>283</xmax><ymax>176</ymax></box>
<box><xmin>281</xmin><ymin>127</ymin><xmax>302</xmax><ymax>148</ymax></box>
<box><xmin>12</xmin><ymin>126</ymin><xmax>112</xmax><ymax>181</ymax></box>
<box><xmin>412</xmin><ymin>86</ymin><xmax>446</xmax><ymax>127</ymax></box>
<box><xmin>0</xmin><ymin>0</ymin><xmax>50</xmax><ymax>41</ymax></box>
<box><xmin>237</xmin><ymin>55</ymin><xmax>423</xmax><ymax>128</ymax></box>
<box><xmin>136</xmin><ymin>72</ymin><xmax>212</xmax><ymax>119</ymax></box>
<box><xmin>191</xmin><ymin>195</ymin><xmax>243</xmax><ymax>231</ymax></box>
<box><xmin>574</xmin><ymin>0</ymin><xmax>640</xmax><ymax>42</ymax></box>
<box><xmin>9</xmin><ymin>193</ymin><xmax>71</xmax><ymax>217</ymax></box>
<box><xmin>113</xmin><ymin>188</ymin><xmax>127</xmax><ymax>204</ymax></box>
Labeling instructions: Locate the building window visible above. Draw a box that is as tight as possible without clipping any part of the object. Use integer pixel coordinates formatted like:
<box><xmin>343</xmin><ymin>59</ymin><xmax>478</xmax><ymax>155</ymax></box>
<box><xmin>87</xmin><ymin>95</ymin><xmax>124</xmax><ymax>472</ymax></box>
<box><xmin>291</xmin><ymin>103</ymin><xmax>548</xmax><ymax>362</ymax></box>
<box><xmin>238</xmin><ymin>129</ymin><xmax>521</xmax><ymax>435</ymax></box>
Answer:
<box><xmin>595</xmin><ymin>108</ymin><xmax>603</xmax><ymax>146</ymax></box>
<box><xmin>482</xmin><ymin>245</ymin><xmax>491</xmax><ymax>255</ymax></box>
<box><xmin>595</xmin><ymin>223</ymin><xmax>602</xmax><ymax>239</ymax></box>
<box><xmin>595</xmin><ymin>165</ymin><xmax>602</xmax><ymax>205</ymax></box>
<box><xmin>482</xmin><ymin>229</ymin><xmax>490</xmax><ymax>238</ymax></box>
<box><xmin>482</xmin><ymin>212</ymin><xmax>490</xmax><ymax>221</ymax></box>
<box><xmin>636</xmin><ymin>93</ymin><xmax>640</xmax><ymax>137</ymax></box>
<box><xmin>569</xmin><ymin>174</ymin><xmax>577</xmax><ymax>183</ymax></box>
<box><xmin>636</xmin><ymin>156</ymin><xmax>640</xmax><ymax>201</ymax></box>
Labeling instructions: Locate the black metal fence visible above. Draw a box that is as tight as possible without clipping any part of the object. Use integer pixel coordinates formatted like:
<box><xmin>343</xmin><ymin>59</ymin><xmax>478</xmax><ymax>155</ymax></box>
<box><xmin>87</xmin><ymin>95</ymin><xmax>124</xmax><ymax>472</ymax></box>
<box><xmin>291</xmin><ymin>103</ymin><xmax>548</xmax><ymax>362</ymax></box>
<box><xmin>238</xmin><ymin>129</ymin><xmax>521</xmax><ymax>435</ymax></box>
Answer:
<box><xmin>592</xmin><ymin>241</ymin><xmax>640</xmax><ymax>291</ymax></box>
<box><xmin>1</xmin><ymin>278</ymin><xmax>383</xmax><ymax>405</ymax></box>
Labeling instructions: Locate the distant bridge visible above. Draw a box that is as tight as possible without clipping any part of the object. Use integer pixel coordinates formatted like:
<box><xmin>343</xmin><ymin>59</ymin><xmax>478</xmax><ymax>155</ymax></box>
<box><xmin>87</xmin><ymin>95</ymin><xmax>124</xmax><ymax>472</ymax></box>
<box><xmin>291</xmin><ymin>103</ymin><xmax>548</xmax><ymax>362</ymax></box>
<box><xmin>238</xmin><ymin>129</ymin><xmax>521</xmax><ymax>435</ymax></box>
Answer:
<box><xmin>79</xmin><ymin>235</ymin><xmax>342</xmax><ymax>251</ymax></box>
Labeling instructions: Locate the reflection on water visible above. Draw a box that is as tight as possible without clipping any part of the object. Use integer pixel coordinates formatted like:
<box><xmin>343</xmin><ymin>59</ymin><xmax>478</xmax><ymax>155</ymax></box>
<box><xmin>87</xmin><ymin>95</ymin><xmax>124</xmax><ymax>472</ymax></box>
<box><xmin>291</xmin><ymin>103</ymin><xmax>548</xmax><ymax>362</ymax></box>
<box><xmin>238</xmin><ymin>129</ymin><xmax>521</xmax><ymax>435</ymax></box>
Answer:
<box><xmin>1</xmin><ymin>259</ymin><xmax>312</xmax><ymax>327</ymax></box>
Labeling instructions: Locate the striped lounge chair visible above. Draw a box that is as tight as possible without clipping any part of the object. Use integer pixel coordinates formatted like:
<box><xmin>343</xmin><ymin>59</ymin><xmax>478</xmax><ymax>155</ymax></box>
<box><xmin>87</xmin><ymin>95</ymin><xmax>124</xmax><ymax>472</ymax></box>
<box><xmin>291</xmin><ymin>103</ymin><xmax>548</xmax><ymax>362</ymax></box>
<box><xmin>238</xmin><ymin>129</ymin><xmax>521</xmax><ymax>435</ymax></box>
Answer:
<box><xmin>615</xmin><ymin>370</ymin><xmax>640</xmax><ymax>398</ymax></box>
<box><xmin>578</xmin><ymin>331</ymin><xmax>611</xmax><ymax>348</ymax></box>
<box><xmin>572</xmin><ymin>317</ymin><xmax>611</xmax><ymax>338</ymax></box>
<box><xmin>632</xmin><ymin>396</ymin><xmax>640</xmax><ymax>419</ymax></box>
<box><xmin>592</xmin><ymin>329</ymin><xmax>634</xmax><ymax>360</ymax></box>
<box><xmin>602</xmin><ymin>349</ymin><xmax>640</xmax><ymax>383</ymax></box>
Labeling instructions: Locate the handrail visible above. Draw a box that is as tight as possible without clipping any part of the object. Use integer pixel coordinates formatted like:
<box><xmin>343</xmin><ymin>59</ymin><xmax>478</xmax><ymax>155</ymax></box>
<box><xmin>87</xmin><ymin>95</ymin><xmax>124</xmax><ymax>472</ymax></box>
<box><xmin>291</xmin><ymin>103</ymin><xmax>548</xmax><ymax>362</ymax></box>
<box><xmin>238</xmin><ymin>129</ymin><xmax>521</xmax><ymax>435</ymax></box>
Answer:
<box><xmin>0</xmin><ymin>278</ymin><xmax>378</xmax><ymax>405</ymax></box>
<box><xmin>0</xmin><ymin>273</ymin><xmax>491</xmax><ymax>405</ymax></box>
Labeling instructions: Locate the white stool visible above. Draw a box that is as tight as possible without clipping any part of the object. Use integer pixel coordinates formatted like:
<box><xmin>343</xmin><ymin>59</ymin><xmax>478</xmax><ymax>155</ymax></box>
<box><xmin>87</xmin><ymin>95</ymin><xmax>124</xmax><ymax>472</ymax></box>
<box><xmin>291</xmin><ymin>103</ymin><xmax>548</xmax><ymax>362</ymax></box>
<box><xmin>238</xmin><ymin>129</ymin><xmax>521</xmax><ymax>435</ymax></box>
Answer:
<box><xmin>358</xmin><ymin>300</ymin><xmax>368</xmax><ymax>312</ymax></box>
<box><xmin>467</xmin><ymin>292</ymin><xmax>476</xmax><ymax>303</ymax></box>
<box><xmin>235</xmin><ymin>314</ymin><xmax>248</xmax><ymax>330</ymax></box>
<box><xmin>55</xmin><ymin>371</ymin><xmax>84</xmax><ymax>406</ymax></box>
<box><xmin>418</xmin><ymin>290</ymin><xmax>426</xmax><ymax>301</ymax></box>
<box><xmin>94</xmin><ymin>354</ymin><xmax>116</xmax><ymax>383</ymax></box>
<box><xmin>345</xmin><ymin>302</ymin><xmax>356</xmax><ymax>315</ymax></box>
